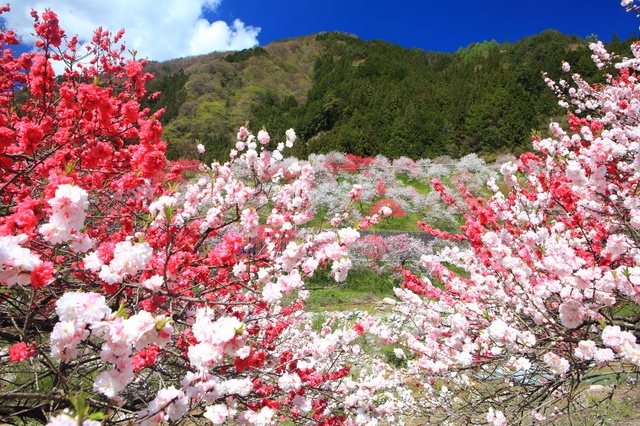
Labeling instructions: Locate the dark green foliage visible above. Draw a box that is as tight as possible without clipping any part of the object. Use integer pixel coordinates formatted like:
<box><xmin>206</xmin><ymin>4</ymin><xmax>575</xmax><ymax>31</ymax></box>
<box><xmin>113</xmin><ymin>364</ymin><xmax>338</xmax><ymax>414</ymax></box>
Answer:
<box><xmin>142</xmin><ymin>69</ymin><xmax>189</xmax><ymax>124</ymax></box>
<box><xmin>223</xmin><ymin>46</ymin><xmax>269</xmax><ymax>63</ymax></box>
<box><xmin>249</xmin><ymin>91</ymin><xmax>300</xmax><ymax>147</ymax></box>
<box><xmin>144</xmin><ymin>30</ymin><xmax>638</xmax><ymax>161</ymax></box>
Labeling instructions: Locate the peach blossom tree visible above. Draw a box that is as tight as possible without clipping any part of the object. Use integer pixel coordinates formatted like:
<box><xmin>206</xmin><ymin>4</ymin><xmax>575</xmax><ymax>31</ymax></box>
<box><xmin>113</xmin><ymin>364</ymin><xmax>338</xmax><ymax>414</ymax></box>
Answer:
<box><xmin>379</xmin><ymin>19</ymin><xmax>640</xmax><ymax>425</ymax></box>
<box><xmin>0</xmin><ymin>8</ymin><xmax>409</xmax><ymax>425</ymax></box>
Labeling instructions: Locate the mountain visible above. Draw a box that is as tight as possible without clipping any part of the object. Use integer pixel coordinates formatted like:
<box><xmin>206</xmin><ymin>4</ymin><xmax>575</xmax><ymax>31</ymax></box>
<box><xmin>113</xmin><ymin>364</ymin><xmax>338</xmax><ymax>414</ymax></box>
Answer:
<box><xmin>142</xmin><ymin>30</ymin><xmax>637</xmax><ymax>162</ymax></box>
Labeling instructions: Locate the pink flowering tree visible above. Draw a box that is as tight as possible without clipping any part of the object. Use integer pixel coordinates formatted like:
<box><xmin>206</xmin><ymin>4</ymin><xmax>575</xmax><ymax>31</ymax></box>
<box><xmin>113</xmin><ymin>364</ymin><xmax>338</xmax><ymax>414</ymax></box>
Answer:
<box><xmin>378</xmin><ymin>21</ymin><xmax>640</xmax><ymax>424</ymax></box>
<box><xmin>0</xmin><ymin>9</ymin><xmax>408</xmax><ymax>425</ymax></box>
<box><xmin>349</xmin><ymin>233</ymin><xmax>433</xmax><ymax>277</ymax></box>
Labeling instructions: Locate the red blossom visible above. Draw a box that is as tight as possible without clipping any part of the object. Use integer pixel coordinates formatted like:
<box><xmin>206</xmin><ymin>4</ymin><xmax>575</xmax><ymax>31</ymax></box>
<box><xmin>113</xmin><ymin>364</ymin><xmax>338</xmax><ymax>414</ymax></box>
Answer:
<box><xmin>417</xmin><ymin>221</ymin><xmax>467</xmax><ymax>242</ymax></box>
<box><xmin>8</xmin><ymin>342</ymin><xmax>36</xmax><ymax>362</ymax></box>
<box><xmin>369</xmin><ymin>198</ymin><xmax>405</xmax><ymax>218</ymax></box>
<box><xmin>374</xmin><ymin>178</ymin><xmax>387</xmax><ymax>196</ymax></box>
<box><xmin>402</xmin><ymin>269</ymin><xmax>442</xmax><ymax>299</ymax></box>
<box><xmin>234</xmin><ymin>349</ymin><xmax>267</xmax><ymax>373</ymax></box>
<box><xmin>34</xmin><ymin>10</ymin><xmax>63</xmax><ymax>47</ymax></box>
<box><xmin>353</xmin><ymin>323</ymin><xmax>365</xmax><ymax>335</ymax></box>
<box><xmin>139</xmin><ymin>294</ymin><xmax>166</xmax><ymax>312</ymax></box>
<box><xmin>30</xmin><ymin>261</ymin><xmax>55</xmax><ymax>287</ymax></box>
<box><xmin>132</xmin><ymin>346</ymin><xmax>159</xmax><ymax>372</ymax></box>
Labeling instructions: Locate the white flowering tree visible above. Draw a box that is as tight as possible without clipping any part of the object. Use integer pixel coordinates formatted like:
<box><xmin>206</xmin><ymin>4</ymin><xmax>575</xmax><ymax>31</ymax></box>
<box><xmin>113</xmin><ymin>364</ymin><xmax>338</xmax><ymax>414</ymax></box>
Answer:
<box><xmin>379</xmin><ymin>12</ymin><xmax>640</xmax><ymax>424</ymax></box>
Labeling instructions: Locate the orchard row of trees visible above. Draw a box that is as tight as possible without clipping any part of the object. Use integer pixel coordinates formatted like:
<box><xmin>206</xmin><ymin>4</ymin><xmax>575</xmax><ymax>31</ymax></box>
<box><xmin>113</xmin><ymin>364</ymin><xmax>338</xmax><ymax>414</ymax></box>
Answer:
<box><xmin>2</xmin><ymin>3</ymin><xmax>640</xmax><ymax>425</ymax></box>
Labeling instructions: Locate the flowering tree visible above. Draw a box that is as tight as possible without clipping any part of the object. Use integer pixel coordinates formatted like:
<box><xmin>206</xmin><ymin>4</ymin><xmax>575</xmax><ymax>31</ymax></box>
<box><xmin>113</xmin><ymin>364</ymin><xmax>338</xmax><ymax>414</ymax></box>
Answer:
<box><xmin>0</xmin><ymin>9</ymin><xmax>408</xmax><ymax>425</ymax></box>
<box><xmin>379</xmin><ymin>21</ymin><xmax>640</xmax><ymax>424</ymax></box>
<box><xmin>369</xmin><ymin>199</ymin><xmax>406</xmax><ymax>220</ymax></box>
<box><xmin>349</xmin><ymin>233</ymin><xmax>433</xmax><ymax>276</ymax></box>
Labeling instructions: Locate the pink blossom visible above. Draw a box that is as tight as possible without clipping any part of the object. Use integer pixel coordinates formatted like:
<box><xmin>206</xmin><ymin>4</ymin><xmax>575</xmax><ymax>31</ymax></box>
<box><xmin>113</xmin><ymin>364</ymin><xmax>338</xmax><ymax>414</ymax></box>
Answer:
<box><xmin>82</xmin><ymin>251</ymin><xmax>103</xmax><ymax>271</ymax></box>
<box><xmin>337</xmin><ymin>227</ymin><xmax>360</xmax><ymax>246</ymax></box>
<box><xmin>543</xmin><ymin>352</ymin><xmax>570</xmax><ymax>375</ymax></box>
<box><xmin>55</xmin><ymin>292</ymin><xmax>111</xmax><ymax>323</ymax></box>
<box><xmin>379</xmin><ymin>205</ymin><xmax>393</xmax><ymax>217</ymax></box>
<box><xmin>602</xmin><ymin>325</ymin><xmax>636</xmax><ymax>351</ymax></box>
<box><xmin>511</xmin><ymin>356</ymin><xmax>532</xmax><ymax>371</ymax></box>
<box><xmin>100</xmin><ymin>240</ymin><xmax>153</xmax><ymax>283</ymax></box>
<box><xmin>237</xmin><ymin>126</ymin><xmax>249</xmax><ymax>141</ymax></box>
<box><xmin>240</xmin><ymin>208</ymin><xmax>259</xmax><ymax>238</ymax></box>
<box><xmin>487</xmin><ymin>407</ymin><xmax>507</xmax><ymax>426</ymax></box>
<box><xmin>203</xmin><ymin>404</ymin><xmax>229</xmax><ymax>424</ymax></box>
<box><xmin>488</xmin><ymin>319</ymin><xmax>518</xmax><ymax>344</ymax></box>
<box><xmin>285</xmin><ymin>128</ymin><xmax>296</xmax><ymax>147</ymax></box>
<box><xmin>93</xmin><ymin>368</ymin><xmax>133</xmax><ymax>399</ymax></box>
<box><xmin>331</xmin><ymin>258</ymin><xmax>352</xmax><ymax>282</ymax></box>
<box><xmin>558</xmin><ymin>300</ymin><xmax>585</xmax><ymax>329</ymax></box>
<box><xmin>47</xmin><ymin>412</ymin><xmax>100</xmax><ymax>426</ymax></box>
<box><xmin>594</xmin><ymin>348</ymin><xmax>615</xmax><ymax>365</ymax></box>
<box><xmin>348</xmin><ymin>184</ymin><xmax>362</xmax><ymax>200</ymax></box>
<box><xmin>144</xmin><ymin>386</ymin><xmax>188</xmax><ymax>422</ymax></box>
<box><xmin>531</xmin><ymin>412</ymin><xmax>547</xmax><ymax>423</ymax></box>
<box><xmin>239</xmin><ymin>407</ymin><xmax>275</xmax><ymax>425</ymax></box>
<box><xmin>188</xmin><ymin>342</ymin><xmax>222</xmax><ymax>369</ymax></box>
<box><xmin>277</xmin><ymin>270</ymin><xmax>303</xmax><ymax>293</ymax></box>
<box><xmin>278</xmin><ymin>372</ymin><xmax>302</xmax><ymax>391</ymax></box>
<box><xmin>292</xmin><ymin>394</ymin><xmax>312</xmax><ymax>413</ymax></box>
<box><xmin>148</xmin><ymin>195</ymin><xmax>177</xmax><ymax>224</ymax></box>
<box><xmin>330</xmin><ymin>215</ymin><xmax>343</xmax><ymax>227</ymax></box>
<box><xmin>393</xmin><ymin>348</ymin><xmax>406</xmax><ymax>359</ymax></box>
<box><xmin>574</xmin><ymin>340</ymin><xmax>597</xmax><ymax>360</ymax></box>
<box><xmin>50</xmin><ymin>320</ymin><xmax>89</xmax><ymax>362</ymax></box>
<box><xmin>221</xmin><ymin>377</ymin><xmax>253</xmax><ymax>396</ymax></box>
<box><xmin>46</xmin><ymin>413</ymin><xmax>78</xmax><ymax>426</ymax></box>
<box><xmin>302</xmin><ymin>257</ymin><xmax>319</xmax><ymax>275</ymax></box>
<box><xmin>257</xmin><ymin>129</ymin><xmax>270</xmax><ymax>145</ymax></box>
<box><xmin>141</xmin><ymin>274</ymin><xmax>164</xmax><ymax>291</ymax></box>
<box><xmin>123</xmin><ymin>311</ymin><xmax>158</xmax><ymax>348</ymax></box>
<box><xmin>40</xmin><ymin>184</ymin><xmax>89</xmax><ymax>245</ymax></box>
<box><xmin>0</xmin><ymin>234</ymin><xmax>42</xmax><ymax>286</ymax></box>
<box><xmin>262</xmin><ymin>283</ymin><xmax>282</xmax><ymax>303</ymax></box>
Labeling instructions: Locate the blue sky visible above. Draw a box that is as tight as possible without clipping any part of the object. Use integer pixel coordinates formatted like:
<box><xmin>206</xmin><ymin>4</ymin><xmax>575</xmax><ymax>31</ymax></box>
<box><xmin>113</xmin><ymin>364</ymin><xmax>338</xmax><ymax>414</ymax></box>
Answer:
<box><xmin>3</xmin><ymin>0</ymin><xmax>639</xmax><ymax>62</ymax></box>
<box><xmin>212</xmin><ymin>0</ymin><xmax>640</xmax><ymax>53</ymax></box>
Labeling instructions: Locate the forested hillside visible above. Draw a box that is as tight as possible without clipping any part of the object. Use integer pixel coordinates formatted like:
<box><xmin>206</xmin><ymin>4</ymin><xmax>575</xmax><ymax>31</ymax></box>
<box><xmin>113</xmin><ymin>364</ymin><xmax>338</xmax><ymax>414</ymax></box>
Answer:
<box><xmin>143</xmin><ymin>30</ymin><xmax>636</xmax><ymax>161</ymax></box>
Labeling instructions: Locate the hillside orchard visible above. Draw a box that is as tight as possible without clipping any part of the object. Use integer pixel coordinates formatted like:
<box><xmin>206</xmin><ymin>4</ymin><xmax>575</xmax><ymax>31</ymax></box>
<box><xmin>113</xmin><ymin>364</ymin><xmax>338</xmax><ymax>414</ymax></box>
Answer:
<box><xmin>1</xmin><ymin>3</ymin><xmax>640</xmax><ymax>426</ymax></box>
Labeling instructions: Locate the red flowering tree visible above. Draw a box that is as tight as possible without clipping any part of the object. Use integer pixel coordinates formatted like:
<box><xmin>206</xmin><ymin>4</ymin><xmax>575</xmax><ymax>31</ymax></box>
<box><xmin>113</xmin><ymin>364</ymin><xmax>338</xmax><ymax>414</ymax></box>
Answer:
<box><xmin>369</xmin><ymin>198</ymin><xmax>406</xmax><ymax>219</ymax></box>
<box><xmin>376</xmin><ymin>20</ymin><xmax>640</xmax><ymax>426</ymax></box>
<box><xmin>0</xmin><ymin>8</ymin><xmax>407</xmax><ymax>424</ymax></box>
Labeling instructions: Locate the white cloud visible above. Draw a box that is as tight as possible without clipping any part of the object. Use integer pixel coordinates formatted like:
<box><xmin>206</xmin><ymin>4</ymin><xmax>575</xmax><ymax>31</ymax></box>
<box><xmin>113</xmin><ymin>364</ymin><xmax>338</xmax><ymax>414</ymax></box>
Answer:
<box><xmin>188</xmin><ymin>18</ymin><xmax>260</xmax><ymax>55</ymax></box>
<box><xmin>2</xmin><ymin>0</ymin><xmax>260</xmax><ymax>61</ymax></box>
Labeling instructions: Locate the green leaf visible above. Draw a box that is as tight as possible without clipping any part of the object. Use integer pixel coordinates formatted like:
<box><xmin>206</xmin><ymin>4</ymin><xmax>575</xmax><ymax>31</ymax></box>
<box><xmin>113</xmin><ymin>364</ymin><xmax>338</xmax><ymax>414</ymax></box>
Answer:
<box><xmin>88</xmin><ymin>412</ymin><xmax>106</xmax><ymax>421</ymax></box>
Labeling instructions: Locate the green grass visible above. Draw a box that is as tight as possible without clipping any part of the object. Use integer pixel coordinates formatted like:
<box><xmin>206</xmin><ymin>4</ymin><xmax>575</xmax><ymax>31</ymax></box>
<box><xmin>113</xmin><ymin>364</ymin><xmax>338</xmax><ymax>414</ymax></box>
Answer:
<box><xmin>305</xmin><ymin>267</ymin><xmax>398</xmax><ymax>311</ymax></box>
<box><xmin>611</xmin><ymin>298</ymin><xmax>640</xmax><ymax>317</ymax></box>
<box><xmin>396</xmin><ymin>173</ymin><xmax>431</xmax><ymax>195</ymax></box>
<box><xmin>367</xmin><ymin>212</ymin><xmax>423</xmax><ymax>232</ymax></box>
